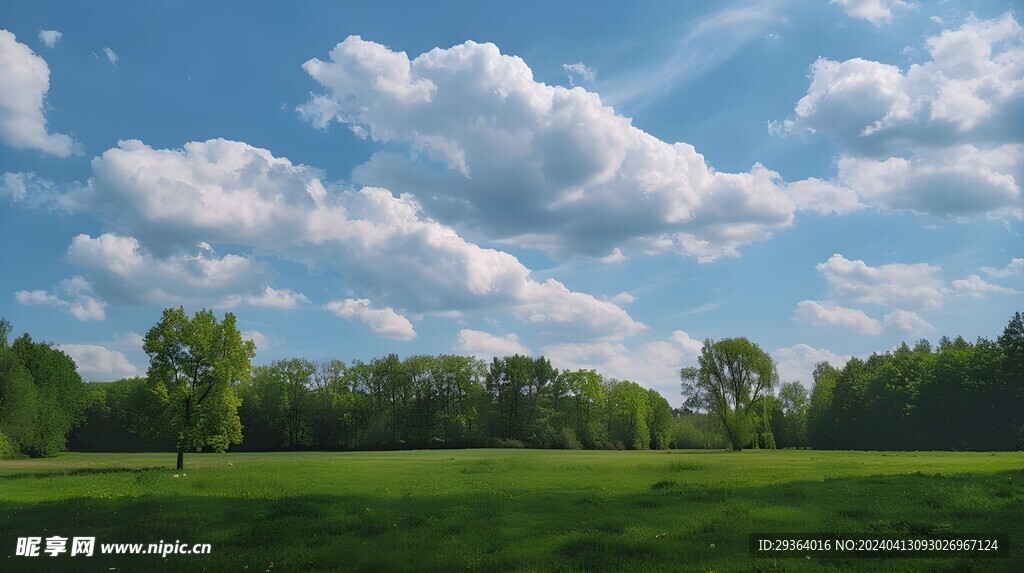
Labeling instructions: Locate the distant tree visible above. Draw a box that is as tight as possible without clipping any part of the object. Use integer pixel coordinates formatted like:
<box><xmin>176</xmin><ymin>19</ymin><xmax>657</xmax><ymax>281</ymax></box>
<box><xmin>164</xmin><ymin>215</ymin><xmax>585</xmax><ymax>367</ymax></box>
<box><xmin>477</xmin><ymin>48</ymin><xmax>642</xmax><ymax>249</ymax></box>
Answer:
<box><xmin>807</xmin><ymin>362</ymin><xmax>840</xmax><ymax>449</ymax></box>
<box><xmin>999</xmin><ymin>312</ymin><xmax>1024</xmax><ymax>448</ymax></box>
<box><xmin>606</xmin><ymin>380</ymin><xmax>650</xmax><ymax>449</ymax></box>
<box><xmin>0</xmin><ymin>320</ymin><xmax>38</xmax><ymax>456</ymax></box>
<box><xmin>646</xmin><ymin>389</ymin><xmax>673</xmax><ymax>449</ymax></box>
<box><xmin>680</xmin><ymin>337</ymin><xmax>778</xmax><ymax>451</ymax></box>
<box><xmin>143</xmin><ymin>307</ymin><xmax>254</xmax><ymax>469</ymax></box>
<box><xmin>10</xmin><ymin>334</ymin><xmax>85</xmax><ymax>456</ymax></box>
<box><xmin>774</xmin><ymin>381</ymin><xmax>809</xmax><ymax>448</ymax></box>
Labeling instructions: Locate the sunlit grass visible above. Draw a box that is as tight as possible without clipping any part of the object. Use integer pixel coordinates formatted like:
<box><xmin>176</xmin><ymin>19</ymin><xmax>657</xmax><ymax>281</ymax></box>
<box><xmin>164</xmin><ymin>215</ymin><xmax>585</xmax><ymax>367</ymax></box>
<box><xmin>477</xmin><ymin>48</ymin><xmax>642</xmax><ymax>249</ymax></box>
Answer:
<box><xmin>1</xmin><ymin>449</ymin><xmax>1022</xmax><ymax>571</ymax></box>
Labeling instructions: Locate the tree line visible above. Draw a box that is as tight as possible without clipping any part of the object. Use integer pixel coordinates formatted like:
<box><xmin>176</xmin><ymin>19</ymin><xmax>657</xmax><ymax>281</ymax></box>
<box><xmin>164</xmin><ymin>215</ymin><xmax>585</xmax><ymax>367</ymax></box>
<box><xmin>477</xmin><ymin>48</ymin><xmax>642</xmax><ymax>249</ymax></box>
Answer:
<box><xmin>3</xmin><ymin>309</ymin><xmax>1022</xmax><ymax>463</ymax></box>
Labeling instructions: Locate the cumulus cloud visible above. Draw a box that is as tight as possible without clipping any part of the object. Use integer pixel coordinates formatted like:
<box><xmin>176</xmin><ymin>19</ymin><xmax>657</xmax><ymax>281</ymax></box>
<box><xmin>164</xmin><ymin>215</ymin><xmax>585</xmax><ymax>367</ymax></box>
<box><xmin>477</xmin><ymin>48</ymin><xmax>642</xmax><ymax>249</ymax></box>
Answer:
<box><xmin>830</xmin><ymin>0</ymin><xmax>909</xmax><ymax>26</ymax></box>
<box><xmin>816</xmin><ymin>254</ymin><xmax>948</xmax><ymax>310</ymax></box>
<box><xmin>544</xmin><ymin>330</ymin><xmax>702</xmax><ymax>399</ymax></box>
<box><xmin>241</xmin><ymin>329</ymin><xmax>271</xmax><ymax>352</ymax></box>
<box><xmin>981</xmin><ymin>258</ymin><xmax>1024</xmax><ymax>278</ymax></box>
<box><xmin>773</xmin><ymin>344</ymin><xmax>851</xmax><ymax>386</ymax></box>
<box><xmin>952</xmin><ymin>274</ymin><xmax>1018</xmax><ymax>297</ymax></box>
<box><xmin>38</xmin><ymin>30</ymin><xmax>61</xmax><ymax>48</ymax></box>
<box><xmin>58</xmin><ymin>344</ymin><xmax>140</xmax><ymax>380</ymax></box>
<box><xmin>781</xmin><ymin>14</ymin><xmax>1024</xmax><ymax>220</ymax></box>
<box><xmin>793</xmin><ymin>300</ymin><xmax>883</xmax><ymax>335</ymax></box>
<box><xmin>326</xmin><ymin>298</ymin><xmax>416</xmax><ymax>340</ymax></box>
<box><xmin>456</xmin><ymin>329</ymin><xmax>531</xmax><ymax>359</ymax></box>
<box><xmin>301</xmin><ymin>36</ymin><xmax>839</xmax><ymax>262</ymax></box>
<box><xmin>0</xmin><ymin>30</ymin><xmax>79</xmax><ymax>156</ymax></box>
<box><xmin>66</xmin><ymin>232</ymin><xmax>283</xmax><ymax>308</ymax></box>
<box><xmin>69</xmin><ymin>138</ymin><xmax>644</xmax><ymax>340</ymax></box>
<box><xmin>883</xmin><ymin>309</ymin><xmax>935</xmax><ymax>333</ymax></box>
<box><xmin>15</xmin><ymin>276</ymin><xmax>106</xmax><ymax>321</ymax></box>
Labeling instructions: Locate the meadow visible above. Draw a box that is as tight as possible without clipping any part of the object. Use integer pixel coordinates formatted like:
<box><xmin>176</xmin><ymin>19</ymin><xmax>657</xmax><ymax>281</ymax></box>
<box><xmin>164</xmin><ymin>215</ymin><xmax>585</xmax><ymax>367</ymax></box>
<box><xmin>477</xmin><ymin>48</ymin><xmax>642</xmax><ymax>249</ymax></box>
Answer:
<box><xmin>1</xmin><ymin>449</ymin><xmax>1022</xmax><ymax>572</ymax></box>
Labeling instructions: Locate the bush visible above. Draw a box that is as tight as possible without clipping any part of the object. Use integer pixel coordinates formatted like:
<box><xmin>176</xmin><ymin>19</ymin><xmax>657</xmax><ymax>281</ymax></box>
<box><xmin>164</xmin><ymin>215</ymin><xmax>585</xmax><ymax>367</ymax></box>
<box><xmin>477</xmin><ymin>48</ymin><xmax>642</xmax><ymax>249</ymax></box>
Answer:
<box><xmin>0</xmin><ymin>431</ymin><xmax>23</xmax><ymax>460</ymax></box>
<box><xmin>487</xmin><ymin>438</ymin><xmax>525</xmax><ymax>449</ymax></box>
<box><xmin>556</xmin><ymin>427</ymin><xmax>583</xmax><ymax>450</ymax></box>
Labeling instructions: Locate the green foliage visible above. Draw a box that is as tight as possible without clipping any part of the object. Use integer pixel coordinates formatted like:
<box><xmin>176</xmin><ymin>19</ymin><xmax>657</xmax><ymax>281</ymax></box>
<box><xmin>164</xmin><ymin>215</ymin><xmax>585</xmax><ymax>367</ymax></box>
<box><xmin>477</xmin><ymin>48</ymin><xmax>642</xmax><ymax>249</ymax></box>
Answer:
<box><xmin>0</xmin><ymin>431</ymin><xmax>22</xmax><ymax>459</ymax></box>
<box><xmin>8</xmin><ymin>333</ymin><xmax>85</xmax><ymax>457</ymax></box>
<box><xmin>143</xmin><ymin>307</ymin><xmax>254</xmax><ymax>467</ymax></box>
<box><xmin>69</xmin><ymin>378</ymin><xmax>170</xmax><ymax>452</ymax></box>
<box><xmin>804</xmin><ymin>311</ymin><xmax>1024</xmax><ymax>451</ymax></box>
<box><xmin>681</xmin><ymin>337</ymin><xmax>778</xmax><ymax>450</ymax></box>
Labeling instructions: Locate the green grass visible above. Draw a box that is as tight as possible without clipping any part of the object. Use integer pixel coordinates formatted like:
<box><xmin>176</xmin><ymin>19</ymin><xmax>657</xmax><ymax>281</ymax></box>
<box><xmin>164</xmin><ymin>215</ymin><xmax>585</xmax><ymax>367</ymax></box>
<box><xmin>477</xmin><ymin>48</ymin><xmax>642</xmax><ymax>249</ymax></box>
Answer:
<box><xmin>1</xmin><ymin>449</ymin><xmax>1022</xmax><ymax>571</ymax></box>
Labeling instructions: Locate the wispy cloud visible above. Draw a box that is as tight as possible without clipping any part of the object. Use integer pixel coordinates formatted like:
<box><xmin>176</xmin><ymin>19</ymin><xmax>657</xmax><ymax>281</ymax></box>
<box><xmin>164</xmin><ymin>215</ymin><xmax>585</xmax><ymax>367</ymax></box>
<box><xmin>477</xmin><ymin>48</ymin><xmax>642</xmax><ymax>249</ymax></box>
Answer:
<box><xmin>600</xmin><ymin>0</ymin><xmax>784</xmax><ymax>110</ymax></box>
<box><xmin>103</xmin><ymin>46</ymin><xmax>118</xmax><ymax>68</ymax></box>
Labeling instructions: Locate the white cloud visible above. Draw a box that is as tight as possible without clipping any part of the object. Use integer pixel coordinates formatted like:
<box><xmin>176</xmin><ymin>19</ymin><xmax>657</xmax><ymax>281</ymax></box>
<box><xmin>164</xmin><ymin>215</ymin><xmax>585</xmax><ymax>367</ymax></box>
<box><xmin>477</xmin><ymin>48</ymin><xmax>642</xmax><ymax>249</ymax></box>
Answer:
<box><xmin>981</xmin><ymin>258</ymin><xmax>1024</xmax><ymax>278</ymax></box>
<box><xmin>456</xmin><ymin>329</ymin><xmax>531</xmax><ymax>359</ymax></box>
<box><xmin>952</xmin><ymin>274</ymin><xmax>1018</xmax><ymax>297</ymax></box>
<box><xmin>816</xmin><ymin>254</ymin><xmax>948</xmax><ymax>310</ymax></box>
<box><xmin>544</xmin><ymin>330</ymin><xmax>702</xmax><ymax>399</ymax></box>
<box><xmin>38</xmin><ymin>30</ymin><xmax>61</xmax><ymax>48</ymax></box>
<box><xmin>75</xmin><ymin>139</ymin><xmax>644</xmax><ymax>340</ymax></box>
<box><xmin>303</xmin><ymin>37</ymin><xmax>814</xmax><ymax>262</ymax></box>
<box><xmin>58</xmin><ymin>344</ymin><xmax>140</xmax><ymax>380</ymax></box>
<box><xmin>0</xmin><ymin>30</ymin><xmax>79</xmax><ymax>156</ymax></box>
<box><xmin>781</xmin><ymin>14</ymin><xmax>1024</xmax><ymax>220</ymax></box>
<box><xmin>830</xmin><ymin>0</ymin><xmax>910</xmax><ymax>26</ymax></box>
<box><xmin>836</xmin><ymin>145</ymin><xmax>1022</xmax><ymax>219</ymax></box>
<box><xmin>1</xmin><ymin>171</ymin><xmax>89</xmax><ymax>211</ymax></box>
<box><xmin>326</xmin><ymin>298</ymin><xmax>416</xmax><ymax>340</ymax></box>
<box><xmin>66</xmin><ymin>232</ymin><xmax>281</xmax><ymax>308</ymax></box>
<box><xmin>103</xmin><ymin>47</ymin><xmax>118</xmax><ymax>67</ymax></box>
<box><xmin>610</xmin><ymin>291</ymin><xmax>635</xmax><ymax>305</ymax></box>
<box><xmin>883</xmin><ymin>309</ymin><xmax>935</xmax><ymax>333</ymax></box>
<box><xmin>773</xmin><ymin>344</ymin><xmax>851</xmax><ymax>386</ymax></box>
<box><xmin>227</xmin><ymin>286</ymin><xmax>310</xmax><ymax>309</ymax></box>
<box><xmin>15</xmin><ymin>276</ymin><xmax>106</xmax><ymax>321</ymax></box>
<box><xmin>562</xmin><ymin>62</ymin><xmax>596</xmax><ymax>87</ymax></box>
<box><xmin>241</xmin><ymin>329</ymin><xmax>270</xmax><ymax>351</ymax></box>
<box><xmin>793</xmin><ymin>300</ymin><xmax>883</xmax><ymax>335</ymax></box>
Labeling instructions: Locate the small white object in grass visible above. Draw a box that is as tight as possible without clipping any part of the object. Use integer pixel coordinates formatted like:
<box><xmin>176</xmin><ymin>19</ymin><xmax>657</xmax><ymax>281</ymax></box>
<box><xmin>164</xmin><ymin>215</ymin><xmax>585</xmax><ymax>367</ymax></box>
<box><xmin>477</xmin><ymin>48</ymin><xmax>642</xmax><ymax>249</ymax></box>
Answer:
<box><xmin>709</xmin><ymin>543</ymin><xmax>715</xmax><ymax>549</ymax></box>
<box><xmin>172</xmin><ymin>474</ymin><xmax>179</xmax><ymax>478</ymax></box>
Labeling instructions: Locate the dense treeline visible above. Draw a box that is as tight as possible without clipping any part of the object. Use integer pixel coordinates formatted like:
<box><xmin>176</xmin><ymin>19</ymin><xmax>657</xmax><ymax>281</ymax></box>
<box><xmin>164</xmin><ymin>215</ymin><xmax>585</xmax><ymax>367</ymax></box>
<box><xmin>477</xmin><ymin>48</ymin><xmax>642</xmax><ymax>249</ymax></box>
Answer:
<box><xmin>74</xmin><ymin>354</ymin><xmax>677</xmax><ymax>452</ymax></box>
<box><xmin>805</xmin><ymin>312</ymin><xmax>1024</xmax><ymax>451</ymax></box>
<box><xmin>0</xmin><ymin>319</ymin><xmax>86</xmax><ymax>458</ymax></box>
<box><xmin>5</xmin><ymin>311</ymin><xmax>1022</xmax><ymax>456</ymax></box>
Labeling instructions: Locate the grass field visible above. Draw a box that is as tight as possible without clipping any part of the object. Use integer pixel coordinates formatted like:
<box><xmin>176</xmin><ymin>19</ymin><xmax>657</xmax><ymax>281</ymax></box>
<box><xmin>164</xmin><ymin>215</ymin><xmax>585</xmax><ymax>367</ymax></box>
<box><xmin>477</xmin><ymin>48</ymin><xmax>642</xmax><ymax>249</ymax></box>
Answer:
<box><xmin>1</xmin><ymin>449</ymin><xmax>1022</xmax><ymax>572</ymax></box>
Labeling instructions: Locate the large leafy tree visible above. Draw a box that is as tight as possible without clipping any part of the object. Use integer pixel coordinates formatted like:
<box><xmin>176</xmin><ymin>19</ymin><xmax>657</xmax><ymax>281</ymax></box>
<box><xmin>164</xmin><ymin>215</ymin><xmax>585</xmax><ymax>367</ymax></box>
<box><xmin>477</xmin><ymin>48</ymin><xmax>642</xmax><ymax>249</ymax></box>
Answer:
<box><xmin>143</xmin><ymin>307</ymin><xmax>254</xmax><ymax>469</ymax></box>
<box><xmin>680</xmin><ymin>337</ymin><xmax>778</xmax><ymax>450</ymax></box>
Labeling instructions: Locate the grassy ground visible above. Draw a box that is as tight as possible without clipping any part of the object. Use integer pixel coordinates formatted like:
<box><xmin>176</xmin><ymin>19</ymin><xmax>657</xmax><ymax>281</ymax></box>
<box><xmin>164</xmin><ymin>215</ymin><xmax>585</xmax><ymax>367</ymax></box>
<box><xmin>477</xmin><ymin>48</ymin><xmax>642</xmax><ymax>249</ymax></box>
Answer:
<box><xmin>1</xmin><ymin>449</ymin><xmax>1022</xmax><ymax>572</ymax></box>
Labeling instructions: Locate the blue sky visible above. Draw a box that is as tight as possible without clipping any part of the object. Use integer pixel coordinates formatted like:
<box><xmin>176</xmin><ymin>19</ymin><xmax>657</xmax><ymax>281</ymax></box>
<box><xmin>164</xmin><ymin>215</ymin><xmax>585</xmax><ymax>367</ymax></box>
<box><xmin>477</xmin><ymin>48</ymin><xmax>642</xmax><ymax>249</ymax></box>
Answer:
<box><xmin>1</xmin><ymin>0</ymin><xmax>1021</xmax><ymax>404</ymax></box>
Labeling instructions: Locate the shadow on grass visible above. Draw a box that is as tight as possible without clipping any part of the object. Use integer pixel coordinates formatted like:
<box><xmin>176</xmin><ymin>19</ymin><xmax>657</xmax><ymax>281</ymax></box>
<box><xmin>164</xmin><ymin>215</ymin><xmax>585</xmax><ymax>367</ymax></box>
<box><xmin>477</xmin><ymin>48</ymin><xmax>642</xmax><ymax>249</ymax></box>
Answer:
<box><xmin>0</xmin><ymin>466</ymin><xmax>167</xmax><ymax>480</ymax></box>
<box><xmin>0</xmin><ymin>470</ymin><xmax>1020</xmax><ymax>572</ymax></box>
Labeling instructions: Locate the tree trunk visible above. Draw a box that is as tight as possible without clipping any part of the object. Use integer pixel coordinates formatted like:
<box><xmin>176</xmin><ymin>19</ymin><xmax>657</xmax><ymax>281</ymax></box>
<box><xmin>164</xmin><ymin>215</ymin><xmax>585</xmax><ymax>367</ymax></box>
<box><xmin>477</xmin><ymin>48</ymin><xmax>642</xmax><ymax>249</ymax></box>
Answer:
<box><xmin>176</xmin><ymin>448</ymin><xmax>184</xmax><ymax>470</ymax></box>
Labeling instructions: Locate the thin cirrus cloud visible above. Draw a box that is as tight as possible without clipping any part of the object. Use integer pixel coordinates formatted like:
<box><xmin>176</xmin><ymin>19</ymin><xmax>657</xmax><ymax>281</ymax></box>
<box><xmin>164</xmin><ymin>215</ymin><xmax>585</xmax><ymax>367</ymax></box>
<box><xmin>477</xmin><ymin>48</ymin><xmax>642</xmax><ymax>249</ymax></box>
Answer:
<box><xmin>300</xmin><ymin>36</ymin><xmax>849</xmax><ymax>263</ymax></box>
<box><xmin>13</xmin><ymin>138</ymin><xmax>645</xmax><ymax>341</ymax></box>
<box><xmin>778</xmin><ymin>13</ymin><xmax>1024</xmax><ymax>220</ymax></box>
<box><xmin>0</xmin><ymin>30</ymin><xmax>80</xmax><ymax>157</ymax></box>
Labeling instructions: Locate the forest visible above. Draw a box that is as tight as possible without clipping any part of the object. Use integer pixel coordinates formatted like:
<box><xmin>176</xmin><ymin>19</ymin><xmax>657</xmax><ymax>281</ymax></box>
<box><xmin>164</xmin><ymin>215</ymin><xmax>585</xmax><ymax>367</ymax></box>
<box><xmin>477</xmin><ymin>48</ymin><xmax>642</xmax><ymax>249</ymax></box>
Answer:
<box><xmin>1</xmin><ymin>311</ymin><xmax>1022</xmax><ymax>458</ymax></box>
